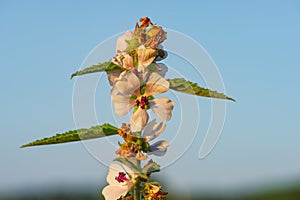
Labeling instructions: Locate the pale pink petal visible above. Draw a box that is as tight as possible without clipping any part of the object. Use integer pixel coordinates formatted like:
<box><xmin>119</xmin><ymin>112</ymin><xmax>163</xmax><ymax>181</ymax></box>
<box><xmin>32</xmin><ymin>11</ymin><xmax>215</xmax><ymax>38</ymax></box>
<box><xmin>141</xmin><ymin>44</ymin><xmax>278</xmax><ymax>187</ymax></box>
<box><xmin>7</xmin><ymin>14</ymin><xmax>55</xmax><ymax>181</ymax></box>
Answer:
<box><xmin>106</xmin><ymin>164</ymin><xmax>124</xmax><ymax>185</ymax></box>
<box><xmin>102</xmin><ymin>185</ymin><xmax>128</xmax><ymax>200</ymax></box>
<box><xmin>149</xmin><ymin>140</ymin><xmax>169</xmax><ymax>156</ymax></box>
<box><xmin>116</xmin><ymin>30</ymin><xmax>133</xmax><ymax>53</ymax></box>
<box><xmin>106</xmin><ymin>70</ymin><xmax>122</xmax><ymax>86</ymax></box>
<box><xmin>122</xmin><ymin>54</ymin><xmax>134</xmax><ymax>70</ymax></box>
<box><xmin>150</xmin><ymin>97</ymin><xmax>174</xmax><ymax>121</ymax></box>
<box><xmin>130</xmin><ymin>108</ymin><xmax>149</xmax><ymax>132</ymax></box>
<box><xmin>114</xmin><ymin>72</ymin><xmax>140</xmax><ymax>95</ymax></box>
<box><xmin>145</xmin><ymin>73</ymin><xmax>169</xmax><ymax>96</ymax></box>
<box><xmin>137</xmin><ymin>45</ymin><xmax>157</xmax><ymax>70</ymax></box>
<box><xmin>142</xmin><ymin>120</ymin><xmax>166</xmax><ymax>142</ymax></box>
<box><xmin>111</xmin><ymin>88</ymin><xmax>134</xmax><ymax>116</ymax></box>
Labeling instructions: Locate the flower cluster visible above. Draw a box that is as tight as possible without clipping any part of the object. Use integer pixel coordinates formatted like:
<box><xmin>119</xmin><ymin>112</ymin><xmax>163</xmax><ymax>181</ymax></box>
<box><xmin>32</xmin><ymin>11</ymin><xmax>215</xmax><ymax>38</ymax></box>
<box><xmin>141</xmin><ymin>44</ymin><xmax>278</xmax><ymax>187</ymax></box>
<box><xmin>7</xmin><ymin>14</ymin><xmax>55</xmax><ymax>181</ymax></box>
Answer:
<box><xmin>102</xmin><ymin>17</ymin><xmax>172</xmax><ymax>200</ymax></box>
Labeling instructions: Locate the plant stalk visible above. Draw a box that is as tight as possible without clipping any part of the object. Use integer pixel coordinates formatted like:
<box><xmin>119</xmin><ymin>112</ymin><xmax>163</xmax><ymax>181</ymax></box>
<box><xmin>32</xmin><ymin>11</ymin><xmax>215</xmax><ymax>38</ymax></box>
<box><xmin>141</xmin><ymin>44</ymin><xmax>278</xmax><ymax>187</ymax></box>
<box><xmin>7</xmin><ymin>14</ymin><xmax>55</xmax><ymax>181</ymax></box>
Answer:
<box><xmin>134</xmin><ymin>159</ymin><xmax>141</xmax><ymax>200</ymax></box>
<box><xmin>134</xmin><ymin>180</ymin><xmax>141</xmax><ymax>200</ymax></box>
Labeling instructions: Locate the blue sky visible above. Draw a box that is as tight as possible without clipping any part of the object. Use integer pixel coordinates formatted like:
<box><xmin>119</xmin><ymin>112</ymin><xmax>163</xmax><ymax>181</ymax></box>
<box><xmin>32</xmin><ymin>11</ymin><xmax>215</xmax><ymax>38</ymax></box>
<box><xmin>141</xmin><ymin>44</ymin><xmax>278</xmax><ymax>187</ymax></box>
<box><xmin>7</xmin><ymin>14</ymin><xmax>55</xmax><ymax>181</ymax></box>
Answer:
<box><xmin>1</xmin><ymin>0</ymin><xmax>300</xmax><ymax>196</ymax></box>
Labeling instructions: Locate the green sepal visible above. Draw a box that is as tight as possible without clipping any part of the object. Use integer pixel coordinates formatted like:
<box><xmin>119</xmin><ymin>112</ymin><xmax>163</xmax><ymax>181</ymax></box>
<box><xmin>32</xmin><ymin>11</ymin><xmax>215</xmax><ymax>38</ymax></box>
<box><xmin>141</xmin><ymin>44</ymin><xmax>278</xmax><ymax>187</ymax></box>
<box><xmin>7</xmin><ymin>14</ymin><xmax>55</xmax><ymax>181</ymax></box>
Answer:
<box><xmin>130</xmin><ymin>94</ymin><xmax>137</xmax><ymax>100</ymax></box>
<box><xmin>140</xmin><ymin>85</ymin><xmax>146</xmax><ymax>95</ymax></box>
<box><xmin>114</xmin><ymin>157</ymin><xmax>148</xmax><ymax>180</ymax></box>
<box><xmin>144</xmin><ymin>105</ymin><xmax>150</xmax><ymax>110</ymax></box>
<box><xmin>70</xmin><ymin>62</ymin><xmax>122</xmax><ymax>79</ymax></box>
<box><xmin>167</xmin><ymin>78</ymin><xmax>236</xmax><ymax>102</ymax></box>
<box><xmin>20</xmin><ymin>123</ymin><xmax>119</xmax><ymax>148</ymax></box>
<box><xmin>126</xmin><ymin>38</ymin><xmax>139</xmax><ymax>53</ymax></box>
<box><xmin>133</xmin><ymin>105</ymin><xmax>139</xmax><ymax>113</ymax></box>
<box><xmin>147</xmin><ymin>95</ymin><xmax>154</xmax><ymax>100</ymax></box>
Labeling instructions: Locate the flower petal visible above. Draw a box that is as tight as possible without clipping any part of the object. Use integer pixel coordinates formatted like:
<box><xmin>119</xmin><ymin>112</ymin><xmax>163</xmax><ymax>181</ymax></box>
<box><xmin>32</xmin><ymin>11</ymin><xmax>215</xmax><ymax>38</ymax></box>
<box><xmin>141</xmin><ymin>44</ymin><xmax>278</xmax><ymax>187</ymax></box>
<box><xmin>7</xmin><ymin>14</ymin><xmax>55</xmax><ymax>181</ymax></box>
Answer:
<box><xmin>114</xmin><ymin>72</ymin><xmax>140</xmax><ymax>96</ymax></box>
<box><xmin>102</xmin><ymin>185</ymin><xmax>128</xmax><ymax>200</ymax></box>
<box><xmin>111</xmin><ymin>88</ymin><xmax>134</xmax><ymax>116</ymax></box>
<box><xmin>145</xmin><ymin>73</ymin><xmax>169</xmax><ymax>96</ymax></box>
<box><xmin>122</xmin><ymin>54</ymin><xmax>134</xmax><ymax>70</ymax></box>
<box><xmin>150</xmin><ymin>97</ymin><xmax>174</xmax><ymax>121</ymax></box>
<box><xmin>106</xmin><ymin>164</ymin><xmax>124</xmax><ymax>185</ymax></box>
<box><xmin>149</xmin><ymin>140</ymin><xmax>169</xmax><ymax>156</ymax></box>
<box><xmin>142</xmin><ymin>120</ymin><xmax>166</xmax><ymax>142</ymax></box>
<box><xmin>106</xmin><ymin>70</ymin><xmax>122</xmax><ymax>86</ymax></box>
<box><xmin>137</xmin><ymin>45</ymin><xmax>157</xmax><ymax>71</ymax></box>
<box><xmin>106</xmin><ymin>164</ymin><xmax>133</xmax><ymax>185</ymax></box>
<box><xmin>112</xmin><ymin>53</ymin><xmax>134</xmax><ymax>70</ymax></box>
<box><xmin>116</xmin><ymin>30</ymin><xmax>133</xmax><ymax>53</ymax></box>
<box><xmin>130</xmin><ymin>108</ymin><xmax>149</xmax><ymax>132</ymax></box>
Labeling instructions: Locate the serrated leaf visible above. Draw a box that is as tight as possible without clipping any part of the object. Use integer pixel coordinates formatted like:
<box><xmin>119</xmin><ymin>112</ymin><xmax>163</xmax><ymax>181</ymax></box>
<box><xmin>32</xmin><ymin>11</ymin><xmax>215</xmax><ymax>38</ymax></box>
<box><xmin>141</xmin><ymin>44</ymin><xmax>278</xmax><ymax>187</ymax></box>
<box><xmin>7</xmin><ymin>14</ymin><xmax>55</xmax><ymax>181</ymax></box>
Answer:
<box><xmin>20</xmin><ymin>123</ymin><xmax>119</xmax><ymax>148</ymax></box>
<box><xmin>70</xmin><ymin>62</ymin><xmax>122</xmax><ymax>79</ymax></box>
<box><xmin>168</xmin><ymin>78</ymin><xmax>236</xmax><ymax>102</ymax></box>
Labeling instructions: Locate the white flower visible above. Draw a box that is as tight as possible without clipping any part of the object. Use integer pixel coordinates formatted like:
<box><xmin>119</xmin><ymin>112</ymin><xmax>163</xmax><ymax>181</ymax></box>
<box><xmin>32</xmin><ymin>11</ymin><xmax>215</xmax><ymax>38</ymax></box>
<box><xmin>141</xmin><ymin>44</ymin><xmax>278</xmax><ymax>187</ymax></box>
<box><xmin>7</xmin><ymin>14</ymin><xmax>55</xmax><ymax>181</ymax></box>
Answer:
<box><xmin>142</xmin><ymin>120</ymin><xmax>169</xmax><ymax>156</ymax></box>
<box><xmin>111</xmin><ymin>72</ymin><xmax>174</xmax><ymax>132</ymax></box>
<box><xmin>102</xmin><ymin>164</ymin><xmax>134</xmax><ymax>200</ymax></box>
<box><xmin>116</xmin><ymin>31</ymin><xmax>133</xmax><ymax>53</ymax></box>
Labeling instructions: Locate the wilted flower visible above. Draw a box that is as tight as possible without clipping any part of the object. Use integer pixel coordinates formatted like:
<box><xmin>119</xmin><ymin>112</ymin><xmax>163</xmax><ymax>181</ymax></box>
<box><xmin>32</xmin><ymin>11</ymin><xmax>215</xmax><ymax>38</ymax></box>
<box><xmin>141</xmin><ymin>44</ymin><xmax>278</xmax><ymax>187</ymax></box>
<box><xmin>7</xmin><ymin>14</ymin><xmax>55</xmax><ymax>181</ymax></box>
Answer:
<box><xmin>116</xmin><ymin>120</ymin><xmax>169</xmax><ymax>160</ymax></box>
<box><xmin>111</xmin><ymin>52</ymin><xmax>135</xmax><ymax>71</ymax></box>
<box><xmin>111</xmin><ymin>72</ymin><xmax>174</xmax><ymax>131</ymax></box>
<box><xmin>143</xmin><ymin>182</ymin><xmax>168</xmax><ymax>200</ymax></box>
<box><xmin>102</xmin><ymin>164</ymin><xmax>135</xmax><ymax>200</ymax></box>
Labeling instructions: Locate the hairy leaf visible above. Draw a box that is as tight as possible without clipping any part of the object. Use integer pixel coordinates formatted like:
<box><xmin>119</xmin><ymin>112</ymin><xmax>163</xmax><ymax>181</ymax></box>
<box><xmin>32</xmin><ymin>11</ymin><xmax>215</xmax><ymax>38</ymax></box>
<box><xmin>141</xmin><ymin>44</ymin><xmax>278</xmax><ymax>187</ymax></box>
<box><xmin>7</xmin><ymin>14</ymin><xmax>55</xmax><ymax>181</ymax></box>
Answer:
<box><xmin>20</xmin><ymin>123</ymin><xmax>119</xmax><ymax>148</ymax></box>
<box><xmin>168</xmin><ymin>78</ymin><xmax>236</xmax><ymax>102</ymax></box>
<box><xmin>70</xmin><ymin>62</ymin><xmax>122</xmax><ymax>79</ymax></box>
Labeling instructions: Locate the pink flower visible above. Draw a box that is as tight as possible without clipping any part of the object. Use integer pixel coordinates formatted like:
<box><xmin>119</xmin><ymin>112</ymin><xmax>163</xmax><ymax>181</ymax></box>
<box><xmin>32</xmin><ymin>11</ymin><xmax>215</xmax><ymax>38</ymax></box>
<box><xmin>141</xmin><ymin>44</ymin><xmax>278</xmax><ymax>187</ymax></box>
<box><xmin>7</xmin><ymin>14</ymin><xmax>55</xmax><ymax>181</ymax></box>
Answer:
<box><xmin>102</xmin><ymin>164</ymin><xmax>134</xmax><ymax>200</ymax></box>
<box><xmin>111</xmin><ymin>72</ymin><xmax>174</xmax><ymax>132</ymax></box>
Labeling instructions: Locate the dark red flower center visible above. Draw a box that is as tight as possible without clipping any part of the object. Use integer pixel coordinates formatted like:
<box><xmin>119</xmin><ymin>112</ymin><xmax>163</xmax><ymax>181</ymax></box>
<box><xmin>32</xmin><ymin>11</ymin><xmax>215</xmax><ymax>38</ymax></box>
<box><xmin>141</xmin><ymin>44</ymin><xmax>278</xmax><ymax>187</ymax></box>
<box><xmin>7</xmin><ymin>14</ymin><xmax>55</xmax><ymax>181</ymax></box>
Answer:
<box><xmin>115</xmin><ymin>172</ymin><xmax>130</xmax><ymax>183</ymax></box>
<box><xmin>135</xmin><ymin>96</ymin><xmax>149</xmax><ymax>109</ymax></box>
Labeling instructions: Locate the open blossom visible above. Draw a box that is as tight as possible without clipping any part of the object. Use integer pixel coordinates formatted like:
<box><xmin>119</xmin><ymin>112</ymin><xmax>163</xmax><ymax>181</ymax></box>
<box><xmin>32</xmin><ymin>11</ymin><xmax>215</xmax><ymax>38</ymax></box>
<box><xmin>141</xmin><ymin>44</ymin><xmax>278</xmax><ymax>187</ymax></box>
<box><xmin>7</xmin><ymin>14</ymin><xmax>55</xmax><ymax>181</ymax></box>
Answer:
<box><xmin>111</xmin><ymin>72</ymin><xmax>174</xmax><ymax>131</ymax></box>
<box><xmin>102</xmin><ymin>164</ymin><xmax>135</xmax><ymax>200</ymax></box>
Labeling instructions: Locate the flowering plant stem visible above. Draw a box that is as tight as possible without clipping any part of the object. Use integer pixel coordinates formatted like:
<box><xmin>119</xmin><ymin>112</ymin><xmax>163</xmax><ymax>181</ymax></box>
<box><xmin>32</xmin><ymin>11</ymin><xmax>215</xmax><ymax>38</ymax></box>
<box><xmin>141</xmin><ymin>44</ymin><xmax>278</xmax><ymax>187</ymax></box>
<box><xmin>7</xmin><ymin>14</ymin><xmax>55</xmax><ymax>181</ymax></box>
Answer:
<box><xmin>20</xmin><ymin>17</ymin><xmax>235</xmax><ymax>200</ymax></box>
<box><xmin>134</xmin><ymin>179</ymin><xmax>141</xmax><ymax>200</ymax></box>
<box><xmin>134</xmin><ymin>159</ymin><xmax>141</xmax><ymax>200</ymax></box>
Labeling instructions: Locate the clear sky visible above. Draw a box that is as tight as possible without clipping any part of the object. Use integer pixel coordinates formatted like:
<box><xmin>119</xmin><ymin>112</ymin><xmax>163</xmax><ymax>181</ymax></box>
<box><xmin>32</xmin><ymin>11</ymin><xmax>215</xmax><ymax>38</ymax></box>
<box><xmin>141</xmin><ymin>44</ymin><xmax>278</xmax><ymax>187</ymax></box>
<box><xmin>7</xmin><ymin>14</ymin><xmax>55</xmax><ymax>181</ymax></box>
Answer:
<box><xmin>1</xmin><ymin>0</ymin><xmax>300</xmax><ymax>196</ymax></box>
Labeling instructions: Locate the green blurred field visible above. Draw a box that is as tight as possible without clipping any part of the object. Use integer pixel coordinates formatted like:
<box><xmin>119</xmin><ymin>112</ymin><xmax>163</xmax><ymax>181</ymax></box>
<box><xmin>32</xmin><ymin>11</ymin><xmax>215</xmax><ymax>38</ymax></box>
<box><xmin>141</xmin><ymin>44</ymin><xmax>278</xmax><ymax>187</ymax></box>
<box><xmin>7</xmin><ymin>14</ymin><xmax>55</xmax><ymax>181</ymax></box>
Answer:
<box><xmin>2</xmin><ymin>183</ymin><xmax>300</xmax><ymax>200</ymax></box>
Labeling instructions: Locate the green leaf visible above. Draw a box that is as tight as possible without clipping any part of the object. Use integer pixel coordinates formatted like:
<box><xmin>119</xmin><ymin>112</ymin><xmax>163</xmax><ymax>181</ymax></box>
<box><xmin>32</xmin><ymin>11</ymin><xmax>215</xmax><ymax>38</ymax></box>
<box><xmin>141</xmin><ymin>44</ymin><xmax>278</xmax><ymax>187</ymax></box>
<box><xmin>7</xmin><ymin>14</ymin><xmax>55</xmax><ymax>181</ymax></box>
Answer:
<box><xmin>70</xmin><ymin>62</ymin><xmax>122</xmax><ymax>79</ymax></box>
<box><xmin>20</xmin><ymin>123</ymin><xmax>119</xmax><ymax>148</ymax></box>
<box><xmin>167</xmin><ymin>78</ymin><xmax>236</xmax><ymax>102</ymax></box>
